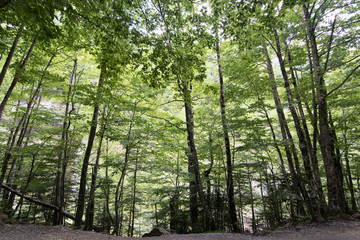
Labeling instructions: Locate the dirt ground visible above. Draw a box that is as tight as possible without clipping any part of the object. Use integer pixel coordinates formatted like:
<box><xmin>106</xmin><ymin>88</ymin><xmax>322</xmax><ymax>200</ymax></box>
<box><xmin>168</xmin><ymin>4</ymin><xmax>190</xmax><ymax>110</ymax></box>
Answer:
<box><xmin>0</xmin><ymin>220</ymin><xmax>359</xmax><ymax>240</ymax></box>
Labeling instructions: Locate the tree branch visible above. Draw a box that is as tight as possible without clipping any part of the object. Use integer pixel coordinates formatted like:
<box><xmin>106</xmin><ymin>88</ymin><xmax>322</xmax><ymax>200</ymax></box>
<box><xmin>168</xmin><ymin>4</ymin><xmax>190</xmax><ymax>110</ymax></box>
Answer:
<box><xmin>323</xmin><ymin>16</ymin><xmax>336</xmax><ymax>73</ymax></box>
<box><xmin>325</xmin><ymin>64</ymin><xmax>360</xmax><ymax>98</ymax></box>
<box><xmin>144</xmin><ymin>114</ymin><xmax>185</xmax><ymax>131</ymax></box>
<box><xmin>326</xmin><ymin>54</ymin><xmax>360</xmax><ymax>72</ymax></box>
<box><xmin>1</xmin><ymin>183</ymin><xmax>103</xmax><ymax>231</ymax></box>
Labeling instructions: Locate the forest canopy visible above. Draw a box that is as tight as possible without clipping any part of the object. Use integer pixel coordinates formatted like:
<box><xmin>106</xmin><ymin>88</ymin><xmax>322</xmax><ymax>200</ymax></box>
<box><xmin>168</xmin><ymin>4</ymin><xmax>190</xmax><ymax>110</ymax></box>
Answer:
<box><xmin>0</xmin><ymin>0</ymin><xmax>359</xmax><ymax>237</ymax></box>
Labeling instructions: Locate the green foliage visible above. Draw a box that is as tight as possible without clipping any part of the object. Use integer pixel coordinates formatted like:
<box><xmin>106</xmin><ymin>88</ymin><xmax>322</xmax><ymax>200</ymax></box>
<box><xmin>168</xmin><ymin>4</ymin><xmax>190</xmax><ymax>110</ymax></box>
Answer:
<box><xmin>0</xmin><ymin>0</ymin><xmax>359</xmax><ymax>235</ymax></box>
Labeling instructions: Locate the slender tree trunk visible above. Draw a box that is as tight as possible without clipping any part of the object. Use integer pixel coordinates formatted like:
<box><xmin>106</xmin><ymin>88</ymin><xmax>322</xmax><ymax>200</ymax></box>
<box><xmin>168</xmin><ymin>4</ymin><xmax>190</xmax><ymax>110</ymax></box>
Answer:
<box><xmin>114</xmin><ymin>104</ymin><xmax>137</xmax><ymax>235</ymax></box>
<box><xmin>0</xmin><ymin>38</ymin><xmax>37</xmax><ymax>120</ymax></box>
<box><xmin>188</xmin><ymin>151</ymin><xmax>199</xmax><ymax>231</ymax></box>
<box><xmin>342</xmin><ymin>110</ymin><xmax>357</xmax><ymax>212</ymax></box>
<box><xmin>216</xmin><ymin>37</ymin><xmax>238</xmax><ymax>232</ymax></box>
<box><xmin>75</xmin><ymin>63</ymin><xmax>106</xmax><ymax>229</ymax></box>
<box><xmin>248</xmin><ymin>172</ymin><xmax>256</xmax><ymax>233</ymax></box>
<box><xmin>259</xmin><ymin>96</ymin><xmax>294</xmax><ymax>220</ymax></box>
<box><xmin>54</xmin><ymin>59</ymin><xmax>77</xmax><ymax>225</ymax></box>
<box><xmin>204</xmin><ymin>134</ymin><xmax>214</xmax><ymax>217</ymax></box>
<box><xmin>182</xmin><ymin>81</ymin><xmax>215</xmax><ymax>230</ymax></box>
<box><xmin>0</xmin><ymin>24</ymin><xmax>24</xmax><ymax>88</ymax></box>
<box><xmin>237</xmin><ymin>181</ymin><xmax>244</xmax><ymax>232</ymax></box>
<box><xmin>273</xmin><ymin>29</ymin><xmax>324</xmax><ymax>222</ymax></box>
<box><xmin>302</xmin><ymin>5</ymin><xmax>348</xmax><ymax>214</ymax></box>
<box><xmin>84</xmin><ymin>107</ymin><xmax>107</xmax><ymax>230</ymax></box>
<box><xmin>129</xmin><ymin>149</ymin><xmax>138</xmax><ymax>237</ymax></box>
<box><xmin>103</xmin><ymin>138</ymin><xmax>113</xmax><ymax>233</ymax></box>
<box><xmin>0</xmin><ymin>48</ymin><xmax>55</xmax><ymax>189</ymax></box>
<box><xmin>4</xmin><ymin>94</ymin><xmax>39</xmax><ymax>214</ymax></box>
<box><xmin>262</xmin><ymin>44</ymin><xmax>306</xmax><ymax>217</ymax></box>
<box><xmin>304</xmin><ymin>35</ymin><xmax>328</xmax><ymax>216</ymax></box>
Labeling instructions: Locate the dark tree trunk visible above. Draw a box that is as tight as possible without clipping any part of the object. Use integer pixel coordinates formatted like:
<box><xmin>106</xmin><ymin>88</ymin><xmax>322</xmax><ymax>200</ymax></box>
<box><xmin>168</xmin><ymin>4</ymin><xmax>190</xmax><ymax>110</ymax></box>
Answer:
<box><xmin>54</xmin><ymin>59</ymin><xmax>77</xmax><ymax>225</ymax></box>
<box><xmin>302</xmin><ymin>5</ymin><xmax>348</xmax><ymax>214</ymax></box>
<box><xmin>0</xmin><ymin>38</ymin><xmax>37</xmax><ymax>120</ymax></box>
<box><xmin>215</xmin><ymin>37</ymin><xmax>238</xmax><ymax>232</ymax></box>
<box><xmin>0</xmin><ymin>24</ymin><xmax>24</xmax><ymax>88</ymax></box>
<box><xmin>128</xmin><ymin>150</ymin><xmax>138</xmax><ymax>237</ymax></box>
<box><xmin>0</xmin><ymin>48</ymin><xmax>55</xmax><ymax>189</ymax></box>
<box><xmin>248</xmin><ymin>172</ymin><xmax>256</xmax><ymax>233</ymax></box>
<box><xmin>114</xmin><ymin>104</ymin><xmax>137</xmax><ymax>235</ymax></box>
<box><xmin>273</xmin><ymin>29</ymin><xmax>324</xmax><ymax>222</ymax></box>
<box><xmin>188</xmin><ymin>151</ymin><xmax>199</xmax><ymax>231</ymax></box>
<box><xmin>85</xmin><ymin>107</ymin><xmax>107</xmax><ymax>230</ymax></box>
<box><xmin>204</xmin><ymin>134</ymin><xmax>214</xmax><ymax>216</ymax></box>
<box><xmin>182</xmin><ymin>82</ymin><xmax>215</xmax><ymax>230</ymax></box>
<box><xmin>342</xmin><ymin>110</ymin><xmax>357</xmax><ymax>212</ymax></box>
<box><xmin>75</xmin><ymin>63</ymin><xmax>106</xmax><ymax>229</ymax></box>
<box><xmin>262</xmin><ymin>44</ymin><xmax>306</xmax><ymax>217</ymax></box>
<box><xmin>304</xmin><ymin>35</ymin><xmax>328</xmax><ymax>216</ymax></box>
<box><xmin>259</xmin><ymin>97</ymin><xmax>294</xmax><ymax>221</ymax></box>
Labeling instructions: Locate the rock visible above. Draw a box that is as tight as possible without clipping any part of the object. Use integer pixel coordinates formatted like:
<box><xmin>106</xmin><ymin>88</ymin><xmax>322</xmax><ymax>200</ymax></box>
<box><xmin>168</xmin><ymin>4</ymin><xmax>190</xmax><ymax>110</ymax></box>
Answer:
<box><xmin>142</xmin><ymin>227</ymin><xmax>171</xmax><ymax>237</ymax></box>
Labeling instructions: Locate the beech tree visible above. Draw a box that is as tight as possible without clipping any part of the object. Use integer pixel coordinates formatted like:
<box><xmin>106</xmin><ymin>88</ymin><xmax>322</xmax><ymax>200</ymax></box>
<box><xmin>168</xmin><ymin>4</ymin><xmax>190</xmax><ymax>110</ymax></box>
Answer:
<box><xmin>1</xmin><ymin>0</ymin><xmax>359</xmax><ymax>235</ymax></box>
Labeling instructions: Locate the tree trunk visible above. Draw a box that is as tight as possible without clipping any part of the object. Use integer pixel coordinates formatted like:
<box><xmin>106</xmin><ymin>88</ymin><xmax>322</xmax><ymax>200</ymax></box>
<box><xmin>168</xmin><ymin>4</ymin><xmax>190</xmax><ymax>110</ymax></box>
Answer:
<box><xmin>182</xmin><ymin>81</ymin><xmax>215</xmax><ymax>230</ymax></box>
<box><xmin>128</xmin><ymin>150</ymin><xmax>138</xmax><ymax>237</ymax></box>
<box><xmin>0</xmin><ymin>38</ymin><xmax>37</xmax><ymax>120</ymax></box>
<box><xmin>248</xmin><ymin>172</ymin><xmax>256</xmax><ymax>233</ymax></box>
<box><xmin>262</xmin><ymin>44</ymin><xmax>306</xmax><ymax>218</ymax></box>
<box><xmin>188</xmin><ymin>151</ymin><xmax>199</xmax><ymax>231</ymax></box>
<box><xmin>84</xmin><ymin>107</ymin><xmax>107</xmax><ymax>230</ymax></box>
<box><xmin>114</xmin><ymin>104</ymin><xmax>137</xmax><ymax>235</ymax></box>
<box><xmin>204</xmin><ymin>134</ymin><xmax>214</xmax><ymax>216</ymax></box>
<box><xmin>0</xmin><ymin>48</ymin><xmax>55</xmax><ymax>189</ymax></box>
<box><xmin>215</xmin><ymin>38</ymin><xmax>238</xmax><ymax>232</ymax></box>
<box><xmin>0</xmin><ymin>24</ymin><xmax>24</xmax><ymax>88</ymax></box>
<box><xmin>54</xmin><ymin>59</ymin><xmax>77</xmax><ymax>225</ymax></box>
<box><xmin>75</xmin><ymin>63</ymin><xmax>106</xmax><ymax>229</ymax></box>
<box><xmin>273</xmin><ymin>29</ymin><xmax>324</xmax><ymax>222</ymax></box>
<box><xmin>259</xmin><ymin>97</ymin><xmax>293</xmax><ymax>221</ymax></box>
<box><xmin>304</xmin><ymin>35</ymin><xmax>328</xmax><ymax>216</ymax></box>
<box><xmin>302</xmin><ymin>5</ymin><xmax>348</xmax><ymax>214</ymax></box>
<box><xmin>342</xmin><ymin>110</ymin><xmax>357</xmax><ymax>212</ymax></box>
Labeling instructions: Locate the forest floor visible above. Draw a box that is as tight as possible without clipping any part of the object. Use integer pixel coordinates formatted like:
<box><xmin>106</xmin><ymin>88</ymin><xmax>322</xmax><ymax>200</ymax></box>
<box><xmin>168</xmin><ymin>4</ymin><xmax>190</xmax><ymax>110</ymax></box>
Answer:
<box><xmin>0</xmin><ymin>220</ymin><xmax>360</xmax><ymax>240</ymax></box>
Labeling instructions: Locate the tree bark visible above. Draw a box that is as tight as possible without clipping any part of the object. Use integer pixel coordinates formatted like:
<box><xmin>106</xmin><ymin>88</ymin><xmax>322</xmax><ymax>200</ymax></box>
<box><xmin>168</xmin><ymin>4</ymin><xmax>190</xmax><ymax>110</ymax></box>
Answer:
<box><xmin>273</xmin><ymin>29</ymin><xmax>324</xmax><ymax>222</ymax></box>
<box><xmin>128</xmin><ymin>149</ymin><xmax>138</xmax><ymax>237</ymax></box>
<box><xmin>85</xmin><ymin>107</ymin><xmax>107</xmax><ymax>230</ymax></box>
<box><xmin>75</xmin><ymin>63</ymin><xmax>106</xmax><ymax>229</ymax></box>
<box><xmin>114</xmin><ymin>103</ymin><xmax>137</xmax><ymax>235</ymax></box>
<box><xmin>0</xmin><ymin>48</ymin><xmax>55</xmax><ymax>189</ymax></box>
<box><xmin>187</xmin><ymin>150</ymin><xmax>199</xmax><ymax>230</ymax></box>
<box><xmin>304</xmin><ymin>35</ymin><xmax>328</xmax><ymax>216</ymax></box>
<box><xmin>216</xmin><ymin>38</ymin><xmax>238</xmax><ymax>232</ymax></box>
<box><xmin>182</xmin><ymin>81</ymin><xmax>215</xmax><ymax>230</ymax></box>
<box><xmin>259</xmin><ymin>97</ymin><xmax>294</xmax><ymax>220</ymax></box>
<box><xmin>1</xmin><ymin>183</ymin><xmax>102</xmax><ymax>231</ymax></box>
<box><xmin>54</xmin><ymin>59</ymin><xmax>77</xmax><ymax>225</ymax></box>
<box><xmin>0</xmin><ymin>24</ymin><xmax>24</xmax><ymax>88</ymax></box>
<box><xmin>0</xmin><ymin>38</ymin><xmax>37</xmax><ymax>120</ymax></box>
<box><xmin>342</xmin><ymin>110</ymin><xmax>357</xmax><ymax>212</ymax></box>
<box><xmin>302</xmin><ymin>4</ymin><xmax>348</xmax><ymax>214</ymax></box>
<box><xmin>262</xmin><ymin>44</ymin><xmax>306</xmax><ymax>217</ymax></box>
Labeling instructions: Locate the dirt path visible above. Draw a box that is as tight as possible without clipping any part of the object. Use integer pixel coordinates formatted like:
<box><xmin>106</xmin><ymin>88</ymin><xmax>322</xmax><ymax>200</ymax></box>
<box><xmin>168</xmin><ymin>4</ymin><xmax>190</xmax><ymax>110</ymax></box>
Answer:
<box><xmin>0</xmin><ymin>220</ymin><xmax>359</xmax><ymax>240</ymax></box>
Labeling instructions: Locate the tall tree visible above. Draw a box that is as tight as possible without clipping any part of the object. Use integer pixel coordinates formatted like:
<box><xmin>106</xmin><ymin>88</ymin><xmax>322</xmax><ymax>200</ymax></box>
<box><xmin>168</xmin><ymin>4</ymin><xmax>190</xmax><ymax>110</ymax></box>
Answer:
<box><xmin>75</xmin><ymin>63</ymin><xmax>106</xmax><ymax>228</ymax></box>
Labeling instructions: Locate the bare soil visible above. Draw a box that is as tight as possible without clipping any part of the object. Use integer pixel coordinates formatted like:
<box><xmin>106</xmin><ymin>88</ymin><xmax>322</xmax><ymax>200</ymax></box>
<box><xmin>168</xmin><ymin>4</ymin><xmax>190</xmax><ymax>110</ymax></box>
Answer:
<box><xmin>0</xmin><ymin>220</ymin><xmax>359</xmax><ymax>240</ymax></box>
